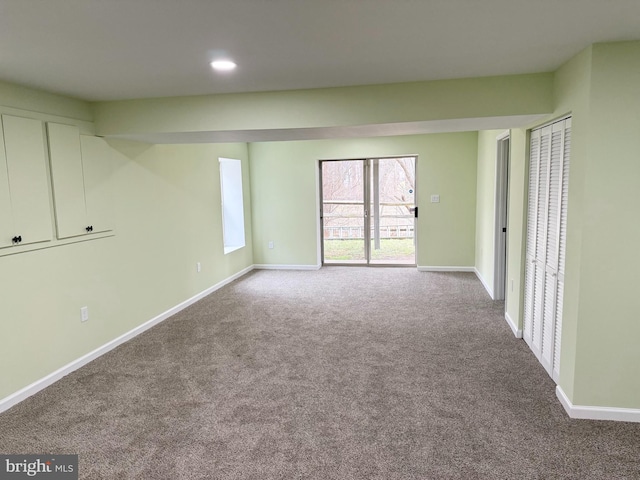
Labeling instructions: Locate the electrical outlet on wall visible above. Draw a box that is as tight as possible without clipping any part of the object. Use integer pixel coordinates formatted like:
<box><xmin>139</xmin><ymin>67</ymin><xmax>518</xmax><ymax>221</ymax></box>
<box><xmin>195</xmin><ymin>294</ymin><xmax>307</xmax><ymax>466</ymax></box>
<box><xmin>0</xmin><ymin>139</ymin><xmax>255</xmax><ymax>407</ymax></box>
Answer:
<box><xmin>268</xmin><ymin>241</ymin><xmax>274</xmax><ymax>249</ymax></box>
<box><xmin>81</xmin><ymin>306</ymin><xmax>89</xmax><ymax>322</ymax></box>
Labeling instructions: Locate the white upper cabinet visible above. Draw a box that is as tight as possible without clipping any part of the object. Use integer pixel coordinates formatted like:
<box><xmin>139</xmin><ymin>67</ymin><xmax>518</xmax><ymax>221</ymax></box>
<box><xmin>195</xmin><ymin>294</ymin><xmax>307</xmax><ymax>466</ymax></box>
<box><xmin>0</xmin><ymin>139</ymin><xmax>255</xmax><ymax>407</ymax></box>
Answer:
<box><xmin>80</xmin><ymin>135</ymin><xmax>114</xmax><ymax>234</ymax></box>
<box><xmin>0</xmin><ymin>115</ymin><xmax>53</xmax><ymax>248</ymax></box>
<box><xmin>47</xmin><ymin>122</ymin><xmax>87</xmax><ymax>238</ymax></box>
<box><xmin>0</xmin><ymin>123</ymin><xmax>13</xmax><ymax>248</ymax></box>
<box><xmin>47</xmin><ymin>122</ymin><xmax>114</xmax><ymax>239</ymax></box>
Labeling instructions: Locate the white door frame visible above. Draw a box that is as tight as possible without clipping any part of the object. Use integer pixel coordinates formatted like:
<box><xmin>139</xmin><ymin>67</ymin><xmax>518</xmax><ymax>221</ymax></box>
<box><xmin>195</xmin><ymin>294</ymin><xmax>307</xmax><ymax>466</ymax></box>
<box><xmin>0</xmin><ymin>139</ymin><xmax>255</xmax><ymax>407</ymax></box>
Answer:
<box><xmin>493</xmin><ymin>131</ymin><xmax>510</xmax><ymax>301</ymax></box>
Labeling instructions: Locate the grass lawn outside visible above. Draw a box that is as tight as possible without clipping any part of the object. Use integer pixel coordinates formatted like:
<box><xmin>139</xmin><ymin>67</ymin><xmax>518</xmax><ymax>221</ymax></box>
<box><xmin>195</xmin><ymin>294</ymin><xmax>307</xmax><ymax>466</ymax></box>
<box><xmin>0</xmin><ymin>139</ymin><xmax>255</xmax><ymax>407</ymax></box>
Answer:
<box><xmin>323</xmin><ymin>238</ymin><xmax>415</xmax><ymax>262</ymax></box>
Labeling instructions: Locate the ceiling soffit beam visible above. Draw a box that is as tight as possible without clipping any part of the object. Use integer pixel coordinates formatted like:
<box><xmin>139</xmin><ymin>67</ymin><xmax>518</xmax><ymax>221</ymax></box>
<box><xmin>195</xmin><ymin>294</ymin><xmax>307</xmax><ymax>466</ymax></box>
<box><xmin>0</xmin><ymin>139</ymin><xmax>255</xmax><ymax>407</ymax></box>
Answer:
<box><xmin>107</xmin><ymin>115</ymin><xmax>550</xmax><ymax>144</ymax></box>
<box><xmin>93</xmin><ymin>73</ymin><xmax>554</xmax><ymax>139</ymax></box>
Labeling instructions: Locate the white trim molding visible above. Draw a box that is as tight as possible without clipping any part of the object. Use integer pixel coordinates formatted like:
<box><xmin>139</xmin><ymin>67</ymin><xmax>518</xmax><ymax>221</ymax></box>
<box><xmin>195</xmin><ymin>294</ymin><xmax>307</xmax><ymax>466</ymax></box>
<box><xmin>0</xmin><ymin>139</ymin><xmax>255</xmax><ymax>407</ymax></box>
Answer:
<box><xmin>556</xmin><ymin>386</ymin><xmax>640</xmax><ymax>423</ymax></box>
<box><xmin>473</xmin><ymin>267</ymin><xmax>494</xmax><ymax>298</ymax></box>
<box><xmin>0</xmin><ymin>265</ymin><xmax>255</xmax><ymax>415</ymax></box>
<box><xmin>496</xmin><ymin>130</ymin><xmax>511</xmax><ymax>141</ymax></box>
<box><xmin>505</xmin><ymin>312</ymin><xmax>523</xmax><ymax>338</ymax></box>
<box><xmin>417</xmin><ymin>266</ymin><xmax>475</xmax><ymax>272</ymax></box>
<box><xmin>492</xmin><ymin>132</ymin><xmax>510</xmax><ymax>301</ymax></box>
<box><xmin>253</xmin><ymin>264</ymin><xmax>321</xmax><ymax>270</ymax></box>
<box><xmin>315</xmin><ymin>159</ymin><xmax>323</xmax><ymax>267</ymax></box>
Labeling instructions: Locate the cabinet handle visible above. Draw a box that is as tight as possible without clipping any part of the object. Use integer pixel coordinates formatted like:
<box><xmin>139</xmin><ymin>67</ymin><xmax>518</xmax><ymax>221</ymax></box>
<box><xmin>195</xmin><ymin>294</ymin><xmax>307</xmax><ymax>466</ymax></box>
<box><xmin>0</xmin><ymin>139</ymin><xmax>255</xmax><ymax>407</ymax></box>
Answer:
<box><xmin>86</xmin><ymin>226</ymin><xmax>94</xmax><ymax>232</ymax></box>
<box><xmin>12</xmin><ymin>235</ymin><xmax>22</xmax><ymax>244</ymax></box>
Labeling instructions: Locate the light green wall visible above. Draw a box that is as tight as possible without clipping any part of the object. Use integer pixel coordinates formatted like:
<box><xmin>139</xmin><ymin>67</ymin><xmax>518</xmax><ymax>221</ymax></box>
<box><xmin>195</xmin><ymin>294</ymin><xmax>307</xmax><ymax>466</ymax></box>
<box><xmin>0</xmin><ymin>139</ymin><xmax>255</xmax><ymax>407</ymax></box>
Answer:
<box><xmin>0</xmin><ymin>80</ymin><xmax>93</xmax><ymax>122</ymax></box>
<box><xmin>570</xmin><ymin>41</ymin><xmax>640</xmax><ymax>408</ymax></box>
<box><xmin>504</xmin><ymin>128</ymin><xmax>528</xmax><ymax>328</ymax></box>
<box><xmin>249</xmin><ymin>133</ymin><xmax>478</xmax><ymax>268</ymax></box>
<box><xmin>248</xmin><ymin>141</ymin><xmax>319</xmax><ymax>266</ymax></box>
<box><xmin>475</xmin><ymin>129</ymin><xmax>506</xmax><ymax>293</ymax></box>
<box><xmin>93</xmin><ymin>73</ymin><xmax>553</xmax><ymax>136</ymax></box>
<box><xmin>0</xmin><ymin>94</ymin><xmax>253</xmax><ymax>399</ymax></box>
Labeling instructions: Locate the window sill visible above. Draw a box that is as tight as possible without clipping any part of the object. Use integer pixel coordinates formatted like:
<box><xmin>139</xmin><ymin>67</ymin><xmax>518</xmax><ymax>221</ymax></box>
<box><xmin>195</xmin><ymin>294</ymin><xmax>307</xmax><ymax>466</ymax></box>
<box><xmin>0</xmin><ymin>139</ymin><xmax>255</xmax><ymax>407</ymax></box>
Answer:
<box><xmin>224</xmin><ymin>245</ymin><xmax>244</xmax><ymax>255</ymax></box>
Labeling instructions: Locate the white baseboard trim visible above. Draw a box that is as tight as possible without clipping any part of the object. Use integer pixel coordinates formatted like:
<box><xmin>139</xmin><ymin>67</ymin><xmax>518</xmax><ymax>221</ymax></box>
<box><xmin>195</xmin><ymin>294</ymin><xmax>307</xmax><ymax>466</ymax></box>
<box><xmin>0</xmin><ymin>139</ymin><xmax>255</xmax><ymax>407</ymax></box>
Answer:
<box><xmin>505</xmin><ymin>312</ymin><xmax>523</xmax><ymax>338</ymax></box>
<box><xmin>473</xmin><ymin>268</ymin><xmax>495</xmax><ymax>298</ymax></box>
<box><xmin>253</xmin><ymin>264</ymin><xmax>321</xmax><ymax>270</ymax></box>
<box><xmin>556</xmin><ymin>386</ymin><xmax>640</xmax><ymax>423</ymax></box>
<box><xmin>417</xmin><ymin>266</ymin><xmax>475</xmax><ymax>272</ymax></box>
<box><xmin>0</xmin><ymin>265</ymin><xmax>255</xmax><ymax>415</ymax></box>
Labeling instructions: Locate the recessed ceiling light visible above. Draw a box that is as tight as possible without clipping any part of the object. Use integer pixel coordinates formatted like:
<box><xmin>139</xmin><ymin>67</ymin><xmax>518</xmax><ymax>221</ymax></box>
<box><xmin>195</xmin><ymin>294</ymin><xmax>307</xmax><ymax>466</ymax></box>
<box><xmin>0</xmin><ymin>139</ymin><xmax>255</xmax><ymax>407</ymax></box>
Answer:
<box><xmin>210</xmin><ymin>60</ymin><xmax>237</xmax><ymax>72</ymax></box>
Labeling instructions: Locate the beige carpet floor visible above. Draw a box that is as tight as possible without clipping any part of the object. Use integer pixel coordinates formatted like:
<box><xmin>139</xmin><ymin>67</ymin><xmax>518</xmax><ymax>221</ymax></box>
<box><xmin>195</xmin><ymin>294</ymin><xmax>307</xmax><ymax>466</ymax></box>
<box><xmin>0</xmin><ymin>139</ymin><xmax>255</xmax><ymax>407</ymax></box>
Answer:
<box><xmin>1</xmin><ymin>268</ymin><xmax>639</xmax><ymax>479</ymax></box>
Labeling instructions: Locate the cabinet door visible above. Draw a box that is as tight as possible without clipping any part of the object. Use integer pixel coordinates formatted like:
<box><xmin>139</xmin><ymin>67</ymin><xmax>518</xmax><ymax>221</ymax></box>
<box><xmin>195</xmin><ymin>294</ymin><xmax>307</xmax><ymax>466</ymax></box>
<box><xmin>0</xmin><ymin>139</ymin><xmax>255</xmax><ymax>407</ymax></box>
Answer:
<box><xmin>2</xmin><ymin>115</ymin><xmax>52</xmax><ymax>246</ymax></box>
<box><xmin>0</xmin><ymin>124</ymin><xmax>14</xmax><ymax>248</ymax></box>
<box><xmin>80</xmin><ymin>135</ymin><xmax>114</xmax><ymax>233</ymax></box>
<box><xmin>47</xmin><ymin>122</ymin><xmax>88</xmax><ymax>238</ymax></box>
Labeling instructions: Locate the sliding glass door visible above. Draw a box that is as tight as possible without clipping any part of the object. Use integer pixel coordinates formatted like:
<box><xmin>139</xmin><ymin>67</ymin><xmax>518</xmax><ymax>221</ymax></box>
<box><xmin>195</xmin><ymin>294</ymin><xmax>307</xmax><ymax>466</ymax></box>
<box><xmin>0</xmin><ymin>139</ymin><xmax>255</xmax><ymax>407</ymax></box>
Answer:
<box><xmin>320</xmin><ymin>160</ymin><xmax>367</xmax><ymax>263</ymax></box>
<box><xmin>321</xmin><ymin>157</ymin><xmax>416</xmax><ymax>265</ymax></box>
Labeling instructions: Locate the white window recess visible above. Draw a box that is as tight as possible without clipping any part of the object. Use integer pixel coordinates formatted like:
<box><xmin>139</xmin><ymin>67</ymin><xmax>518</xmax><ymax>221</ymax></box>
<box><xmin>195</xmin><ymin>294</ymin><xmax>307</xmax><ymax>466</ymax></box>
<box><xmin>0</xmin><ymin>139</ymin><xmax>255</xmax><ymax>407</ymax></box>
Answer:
<box><xmin>523</xmin><ymin>117</ymin><xmax>571</xmax><ymax>383</ymax></box>
<box><xmin>219</xmin><ymin>158</ymin><xmax>245</xmax><ymax>255</ymax></box>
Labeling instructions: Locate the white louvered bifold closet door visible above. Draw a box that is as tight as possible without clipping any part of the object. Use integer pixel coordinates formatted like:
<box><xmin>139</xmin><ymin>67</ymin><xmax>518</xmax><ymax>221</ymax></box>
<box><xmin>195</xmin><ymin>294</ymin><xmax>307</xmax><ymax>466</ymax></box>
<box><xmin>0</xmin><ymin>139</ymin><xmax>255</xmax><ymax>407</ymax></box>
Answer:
<box><xmin>524</xmin><ymin>117</ymin><xmax>571</xmax><ymax>381</ymax></box>
<box><xmin>553</xmin><ymin>120</ymin><xmax>571</xmax><ymax>382</ymax></box>
<box><xmin>531</xmin><ymin>127</ymin><xmax>550</xmax><ymax>359</ymax></box>
<box><xmin>523</xmin><ymin>131</ymin><xmax>539</xmax><ymax>347</ymax></box>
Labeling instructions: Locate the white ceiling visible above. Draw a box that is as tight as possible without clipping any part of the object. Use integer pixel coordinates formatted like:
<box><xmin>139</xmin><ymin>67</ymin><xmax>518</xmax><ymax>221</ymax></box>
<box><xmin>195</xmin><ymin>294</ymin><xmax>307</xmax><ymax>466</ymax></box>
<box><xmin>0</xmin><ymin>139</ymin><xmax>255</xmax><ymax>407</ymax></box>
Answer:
<box><xmin>1</xmin><ymin>0</ymin><xmax>639</xmax><ymax>102</ymax></box>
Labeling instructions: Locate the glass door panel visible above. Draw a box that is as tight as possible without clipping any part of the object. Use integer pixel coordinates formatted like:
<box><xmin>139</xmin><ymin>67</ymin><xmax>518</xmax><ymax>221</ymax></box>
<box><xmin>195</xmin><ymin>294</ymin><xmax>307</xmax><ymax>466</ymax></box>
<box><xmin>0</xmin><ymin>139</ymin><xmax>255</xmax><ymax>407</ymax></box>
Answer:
<box><xmin>369</xmin><ymin>157</ymin><xmax>416</xmax><ymax>265</ymax></box>
<box><xmin>321</xmin><ymin>160</ymin><xmax>366</xmax><ymax>264</ymax></box>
